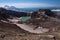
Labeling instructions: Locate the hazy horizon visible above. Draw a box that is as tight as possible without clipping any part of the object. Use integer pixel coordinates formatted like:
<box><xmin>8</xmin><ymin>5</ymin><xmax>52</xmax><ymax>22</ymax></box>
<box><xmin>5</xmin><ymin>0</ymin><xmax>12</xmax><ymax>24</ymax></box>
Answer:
<box><xmin>0</xmin><ymin>0</ymin><xmax>60</xmax><ymax>8</ymax></box>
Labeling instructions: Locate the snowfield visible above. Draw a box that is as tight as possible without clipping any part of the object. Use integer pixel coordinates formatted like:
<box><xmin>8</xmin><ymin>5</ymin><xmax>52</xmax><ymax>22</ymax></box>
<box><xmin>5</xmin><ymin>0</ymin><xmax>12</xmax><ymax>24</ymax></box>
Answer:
<box><xmin>16</xmin><ymin>23</ymin><xmax>49</xmax><ymax>34</ymax></box>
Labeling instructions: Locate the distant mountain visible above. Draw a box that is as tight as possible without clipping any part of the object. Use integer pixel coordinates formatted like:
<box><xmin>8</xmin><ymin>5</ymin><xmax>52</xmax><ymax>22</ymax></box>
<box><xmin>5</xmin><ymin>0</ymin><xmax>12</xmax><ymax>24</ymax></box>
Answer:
<box><xmin>4</xmin><ymin>5</ymin><xmax>21</xmax><ymax>12</ymax></box>
<box><xmin>3</xmin><ymin>5</ymin><xmax>39</xmax><ymax>12</ymax></box>
<box><xmin>3</xmin><ymin>5</ymin><xmax>60</xmax><ymax>12</ymax></box>
<box><xmin>4</xmin><ymin>5</ymin><xmax>10</xmax><ymax>9</ymax></box>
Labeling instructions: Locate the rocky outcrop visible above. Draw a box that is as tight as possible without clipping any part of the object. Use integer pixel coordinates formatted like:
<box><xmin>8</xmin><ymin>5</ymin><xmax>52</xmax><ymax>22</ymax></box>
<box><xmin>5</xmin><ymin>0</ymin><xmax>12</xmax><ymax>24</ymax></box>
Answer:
<box><xmin>26</xmin><ymin>9</ymin><xmax>60</xmax><ymax>32</ymax></box>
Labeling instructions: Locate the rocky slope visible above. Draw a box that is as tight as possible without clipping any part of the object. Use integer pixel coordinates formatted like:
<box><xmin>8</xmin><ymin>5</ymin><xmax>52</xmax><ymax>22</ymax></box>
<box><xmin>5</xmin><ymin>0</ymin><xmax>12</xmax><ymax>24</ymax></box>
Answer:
<box><xmin>0</xmin><ymin>8</ymin><xmax>28</xmax><ymax>18</ymax></box>
<box><xmin>26</xmin><ymin>9</ymin><xmax>60</xmax><ymax>32</ymax></box>
<box><xmin>0</xmin><ymin>8</ymin><xmax>60</xmax><ymax>40</ymax></box>
<box><xmin>0</xmin><ymin>20</ymin><xmax>60</xmax><ymax>40</ymax></box>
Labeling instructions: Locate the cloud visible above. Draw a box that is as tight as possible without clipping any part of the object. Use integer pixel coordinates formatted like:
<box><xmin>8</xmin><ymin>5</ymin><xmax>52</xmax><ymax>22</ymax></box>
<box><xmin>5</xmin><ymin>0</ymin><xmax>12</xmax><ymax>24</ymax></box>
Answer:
<box><xmin>0</xmin><ymin>3</ymin><xmax>59</xmax><ymax>8</ymax></box>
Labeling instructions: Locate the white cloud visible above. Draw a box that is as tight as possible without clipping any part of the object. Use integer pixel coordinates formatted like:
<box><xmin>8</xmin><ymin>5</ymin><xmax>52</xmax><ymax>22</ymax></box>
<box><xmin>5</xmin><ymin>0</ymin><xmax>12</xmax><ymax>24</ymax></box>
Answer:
<box><xmin>0</xmin><ymin>3</ymin><xmax>58</xmax><ymax>8</ymax></box>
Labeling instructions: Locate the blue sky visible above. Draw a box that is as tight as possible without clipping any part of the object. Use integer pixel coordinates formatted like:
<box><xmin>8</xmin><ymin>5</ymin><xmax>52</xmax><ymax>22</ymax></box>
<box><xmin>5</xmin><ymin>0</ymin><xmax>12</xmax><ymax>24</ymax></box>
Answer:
<box><xmin>0</xmin><ymin>0</ymin><xmax>60</xmax><ymax>8</ymax></box>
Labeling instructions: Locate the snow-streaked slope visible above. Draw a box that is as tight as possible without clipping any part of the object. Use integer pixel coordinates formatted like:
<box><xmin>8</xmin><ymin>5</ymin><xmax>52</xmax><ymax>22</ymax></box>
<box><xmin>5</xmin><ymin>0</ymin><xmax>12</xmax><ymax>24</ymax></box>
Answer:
<box><xmin>16</xmin><ymin>24</ymin><xmax>49</xmax><ymax>34</ymax></box>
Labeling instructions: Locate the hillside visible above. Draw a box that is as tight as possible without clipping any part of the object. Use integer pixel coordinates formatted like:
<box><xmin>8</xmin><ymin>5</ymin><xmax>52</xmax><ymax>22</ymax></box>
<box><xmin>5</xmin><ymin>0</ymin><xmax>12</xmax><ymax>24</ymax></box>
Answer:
<box><xmin>26</xmin><ymin>9</ymin><xmax>60</xmax><ymax>32</ymax></box>
<box><xmin>0</xmin><ymin>8</ymin><xmax>60</xmax><ymax>40</ymax></box>
<box><xmin>0</xmin><ymin>8</ymin><xmax>28</xmax><ymax>18</ymax></box>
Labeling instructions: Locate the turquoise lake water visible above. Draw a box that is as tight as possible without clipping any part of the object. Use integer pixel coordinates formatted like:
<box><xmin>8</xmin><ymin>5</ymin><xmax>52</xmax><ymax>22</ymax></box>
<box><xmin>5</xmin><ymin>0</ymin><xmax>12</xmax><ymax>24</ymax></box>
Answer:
<box><xmin>21</xmin><ymin>16</ymin><xmax>31</xmax><ymax>22</ymax></box>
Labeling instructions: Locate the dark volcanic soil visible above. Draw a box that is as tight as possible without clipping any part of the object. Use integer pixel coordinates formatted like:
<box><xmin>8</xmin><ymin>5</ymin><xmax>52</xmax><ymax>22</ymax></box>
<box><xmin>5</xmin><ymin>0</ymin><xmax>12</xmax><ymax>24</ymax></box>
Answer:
<box><xmin>0</xmin><ymin>21</ymin><xmax>60</xmax><ymax>40</ymax></box>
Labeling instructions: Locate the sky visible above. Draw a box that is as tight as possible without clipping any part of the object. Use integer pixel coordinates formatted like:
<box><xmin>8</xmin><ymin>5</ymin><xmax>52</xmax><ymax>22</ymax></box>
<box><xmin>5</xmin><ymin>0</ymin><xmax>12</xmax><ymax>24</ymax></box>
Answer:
<box><xmin>0</xmin><ymin>0</ymin><xmax>60</xmax><ymax>8</ymax></box>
